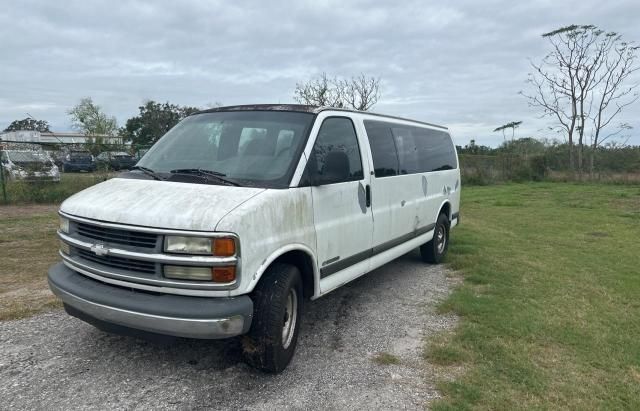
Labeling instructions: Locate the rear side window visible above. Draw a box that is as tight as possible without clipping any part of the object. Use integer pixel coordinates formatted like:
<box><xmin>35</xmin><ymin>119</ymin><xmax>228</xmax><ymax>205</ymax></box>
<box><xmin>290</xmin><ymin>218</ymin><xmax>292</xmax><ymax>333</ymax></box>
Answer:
<box><xmin>364</xmin><ymin>120</ymin><xmax>457</xmax><ymax>175</ymax></box>
<box><xmin>411</xmin><ymin>127</ymin><xmax>457</xmax><ymax>171</ymax></box>
<box><xmin>391</xmin><ymin>126</ymin><xmax>421</xmax><ymax>174</ymax></box>
<box><xmin>305</xmin><ymin>117</ymin><xmax>364</xmax><ymax>184</ymax></box>
<box><xmin>363</xmin><ymin>120</ymin><xmax>399</xmax><ymax>177</ymax></box>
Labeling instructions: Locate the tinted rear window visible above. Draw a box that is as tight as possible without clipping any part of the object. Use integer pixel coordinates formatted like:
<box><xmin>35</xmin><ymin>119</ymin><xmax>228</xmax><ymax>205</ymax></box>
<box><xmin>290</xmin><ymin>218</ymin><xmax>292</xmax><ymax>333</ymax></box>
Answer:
<box><xmin>363</xmin><ymin>121</ymin><xmax>399</xmax><ymax>177</ymax></box>
<box><xmin>363</xmin><ymin>120</ymin><xmax>457</xmax><ymax>176</ymax></box>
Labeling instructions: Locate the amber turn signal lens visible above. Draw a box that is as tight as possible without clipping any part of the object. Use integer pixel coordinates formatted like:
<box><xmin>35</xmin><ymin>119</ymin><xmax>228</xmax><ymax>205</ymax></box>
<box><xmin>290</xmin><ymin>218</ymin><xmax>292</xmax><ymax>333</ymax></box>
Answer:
<box><xmin>212</xmin><ymin>266</ymin><xmax>236</xmax><ymax>283</ymax></box>
<box><xmin>213</xmin><ymin>238</ymin><xmax>236</xmax><ymax>256</ymax></box>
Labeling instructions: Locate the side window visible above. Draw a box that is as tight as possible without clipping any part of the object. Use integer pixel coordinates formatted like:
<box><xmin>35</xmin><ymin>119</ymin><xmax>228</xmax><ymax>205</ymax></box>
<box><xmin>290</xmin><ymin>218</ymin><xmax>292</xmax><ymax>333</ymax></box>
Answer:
<box><xmin>305</xmin><ymin>117</ymin><xmax>364</xmax><ymax>185</ymax></box>
<box><xmin>363</xmin><ymin>120</ymin><xmax>399</xmax><ymax>177</ymax></box>
<box><xmin>391</xmin><ymin>127</ymin><xmax>420</xmax><ymax>174</ymax></box>
<box><xmin>412</xmin><ymin>128</ymin><xmax>458</xmax><ymax>171</ymax></box>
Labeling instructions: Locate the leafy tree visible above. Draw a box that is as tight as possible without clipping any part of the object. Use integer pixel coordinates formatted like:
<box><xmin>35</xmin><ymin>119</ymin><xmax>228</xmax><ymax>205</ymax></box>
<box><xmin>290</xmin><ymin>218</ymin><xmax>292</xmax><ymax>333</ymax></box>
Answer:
<box><xmin>68</xmin><ymin>97</ymin><xmax>118</xmax><ymax>136</ymax></box>
<box><xmin>122</xmin><ymin>101</ymin><xmax>201</xmax><ymax>147</ymax></box>
<box><xmin>497</xmin><ymin>137</ymin><xmax>546</xmax><ymax>158</ymax></box>
<box><xmin>493</xmin><ymin>121</ymin><xmax>522</xmax><ymax>141</ymax></box>
<box><xmin>3</xmin><ymin>117</ymin><xmax>51</xmax><ymax>132</ymax></box>
<box><xmin>458</xmin><ymin>139</ymin><xmax>494</xmax><ymax>155</ymax></box>
<box><xmin>294</xmin><ymin>73</ymin><xmax>381</xmax><ymax>111</ymax></box>
<box><xmin>68</xmin><ymin>97</ymin><xmax>119</xmax><ymax>155</ymax></box>
<box><xmin>522</xmin><ymin>25</ymin><xmax>639</xmax><ymax>177</ymax></box>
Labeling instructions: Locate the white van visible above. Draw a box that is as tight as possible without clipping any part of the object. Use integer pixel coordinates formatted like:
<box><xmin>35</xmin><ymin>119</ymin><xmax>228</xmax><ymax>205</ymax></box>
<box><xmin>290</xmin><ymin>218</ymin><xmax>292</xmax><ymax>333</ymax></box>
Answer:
<box><xmin>48</xmin><ymin>105</ymin><xmax>460</xmax><ymax>372</ymax></box>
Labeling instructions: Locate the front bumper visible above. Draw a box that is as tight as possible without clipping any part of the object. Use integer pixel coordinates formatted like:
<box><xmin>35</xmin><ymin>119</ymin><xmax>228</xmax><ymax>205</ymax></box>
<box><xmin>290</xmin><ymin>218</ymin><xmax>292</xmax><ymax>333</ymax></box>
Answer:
<box><xmin>48</xmin><ymin>262</ymin><xmax>253</xmax><ymax>339</ymax></box>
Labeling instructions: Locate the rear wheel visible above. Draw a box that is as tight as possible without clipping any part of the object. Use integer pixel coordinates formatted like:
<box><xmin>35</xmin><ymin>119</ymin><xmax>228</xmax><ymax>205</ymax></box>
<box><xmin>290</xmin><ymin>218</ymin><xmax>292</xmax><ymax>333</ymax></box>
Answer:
<box><xmin>242</xmin><ymin>263</ymin><xmax>302</xmax><ymax>373</ymax></box>
<box><xmin>420</xmin><ymin>213</ymin><xmax>450</xmax><ymax>264</ymax></box>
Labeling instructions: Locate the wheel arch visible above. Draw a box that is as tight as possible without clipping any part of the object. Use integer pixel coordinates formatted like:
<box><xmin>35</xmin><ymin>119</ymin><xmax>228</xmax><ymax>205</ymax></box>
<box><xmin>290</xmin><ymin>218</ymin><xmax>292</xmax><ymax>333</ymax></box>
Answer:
<box><xmin>438</xmin><ymin>200</ymin><xmax>452</xmax><ymax>221</ymax></box>
<box><xmin>248</xmin><ymin>244</ymin><xmax>318</xmax><ymax>299</ymax></box>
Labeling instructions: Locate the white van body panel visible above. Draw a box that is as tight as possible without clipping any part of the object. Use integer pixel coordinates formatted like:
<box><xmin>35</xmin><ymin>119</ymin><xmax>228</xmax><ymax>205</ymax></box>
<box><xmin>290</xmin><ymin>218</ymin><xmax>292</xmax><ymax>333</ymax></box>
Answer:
<box><xmin>61</xmin><ymin>178</ymin><xmax>265</xmax><ymax>231</ymax></box>
<box><xmin>215</xmin><ymin>187</ymin><xmax>317</xmax><ymax>297</ymax></box>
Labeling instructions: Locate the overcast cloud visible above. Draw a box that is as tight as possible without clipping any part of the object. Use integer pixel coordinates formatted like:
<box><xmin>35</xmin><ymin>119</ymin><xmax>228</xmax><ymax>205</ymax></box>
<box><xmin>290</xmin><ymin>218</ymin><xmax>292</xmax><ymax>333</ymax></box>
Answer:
<box><xmin>1</xmin><ymin>0</ymin><xmax>639</xmax><ymax>146</ymax></box>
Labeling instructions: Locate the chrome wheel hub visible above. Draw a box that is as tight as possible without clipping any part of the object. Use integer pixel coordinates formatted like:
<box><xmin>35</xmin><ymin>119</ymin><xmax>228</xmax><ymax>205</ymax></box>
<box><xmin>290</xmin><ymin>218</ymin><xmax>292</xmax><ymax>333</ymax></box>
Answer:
<box><xmin>436</xmin><ymin>226</ymin><xmax>446</xmax><ymax>254</ymax></box>
<box><xmin>282</xmin><ymin>288</ymin><xmax>298</xmax><ymax>349</ymax></box>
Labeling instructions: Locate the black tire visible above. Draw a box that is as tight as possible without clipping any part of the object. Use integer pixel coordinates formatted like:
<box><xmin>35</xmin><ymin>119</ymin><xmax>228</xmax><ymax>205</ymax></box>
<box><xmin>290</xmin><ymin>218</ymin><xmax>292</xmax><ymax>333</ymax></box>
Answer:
<box><xmin>242</xmin><ymin>263</ymin><xmax>303</xmax><ymax>373</ymax></box>
<box><xmin>420</xmin><ymin>213</ymin><xmax>450</xmax><ymax>264</ymax></box>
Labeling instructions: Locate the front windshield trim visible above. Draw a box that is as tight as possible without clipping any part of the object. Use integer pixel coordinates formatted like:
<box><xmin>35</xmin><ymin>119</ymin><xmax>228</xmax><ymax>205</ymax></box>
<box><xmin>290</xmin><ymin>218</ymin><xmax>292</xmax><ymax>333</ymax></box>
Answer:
<box><xmin>137</xmin><ymin>111</ymin><xmax>318</xmax><ymax>189</ymax></box>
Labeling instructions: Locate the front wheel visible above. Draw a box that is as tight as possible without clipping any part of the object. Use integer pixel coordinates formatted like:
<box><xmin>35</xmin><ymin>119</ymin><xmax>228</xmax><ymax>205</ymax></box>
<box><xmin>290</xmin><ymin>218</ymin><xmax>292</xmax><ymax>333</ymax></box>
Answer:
<box><xmin>242</xmin><ymin>263</ymin><xmax>302</xmax><ymax>373</ymax></box>
<box><xmin>420</xmin><ymin>213</ymin><xmax>450</xmax><ymax>264</ymax></box>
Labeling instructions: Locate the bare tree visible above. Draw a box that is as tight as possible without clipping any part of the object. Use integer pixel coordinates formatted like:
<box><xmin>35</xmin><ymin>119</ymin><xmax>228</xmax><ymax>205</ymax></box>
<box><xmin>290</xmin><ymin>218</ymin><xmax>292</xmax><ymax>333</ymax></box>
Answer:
<box><xmin>522</xmin><ymin>25</ymin><xmax>638</xmax><ymax>177</ymax></box>
<box><xmin>294</xmin><ymin>73</ymin><xmax>381</xmax><ymax>111</ymax></box>
<box><xmin>493</xmin><ymin>121</ymin><xmax>522</xmax><ymax>141</ymax></box>
<box><xmin>589</xmin><ymin>40</ymin><xmax>639</xmax><ymax>176</ymax></box>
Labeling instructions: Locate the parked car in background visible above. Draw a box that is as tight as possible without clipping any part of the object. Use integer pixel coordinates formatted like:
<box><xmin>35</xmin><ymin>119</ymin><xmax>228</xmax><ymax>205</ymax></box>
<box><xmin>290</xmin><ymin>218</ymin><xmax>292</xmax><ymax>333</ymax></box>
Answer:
<box><xmin>96</xmin><ymin>151</ymin><xmax>137</xmax><ymax>171</ymax></box>
<box><xmin>46</xmin><ymin>150</ymin><xmax>67</xmax><ymax>168</ymax></box>
<box><xmin>62</xmin><ymin>151</ymin><xmax>96</xmax><ymax>172</ymax></box>
<box><xmin>1</xmin><ymin>149</ymin><xmax>60</xmax><ymax>182</ymax></box>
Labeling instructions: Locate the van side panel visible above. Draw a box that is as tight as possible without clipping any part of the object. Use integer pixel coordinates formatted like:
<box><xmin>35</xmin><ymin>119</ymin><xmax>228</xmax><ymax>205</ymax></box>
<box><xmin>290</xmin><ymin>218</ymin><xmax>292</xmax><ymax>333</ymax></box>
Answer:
<box><xmin>215</xmin><ymin>187</ymin><xmax>318</xmax><ymax>297</ymax></box>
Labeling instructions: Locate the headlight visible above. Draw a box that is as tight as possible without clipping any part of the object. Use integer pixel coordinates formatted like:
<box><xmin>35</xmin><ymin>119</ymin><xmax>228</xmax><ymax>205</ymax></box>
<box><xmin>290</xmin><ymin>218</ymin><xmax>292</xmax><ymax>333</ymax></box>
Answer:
<box><xmin>59</xmin><ymin>216</ymin><xmax>70</xmax><ymax>233</ymax></box>
<box><xmin>163</xmin><ymin>265</ymin><xmax>237</xmax><ymax>282</ymax></box>
<box><xmin>164</xmin><ymin>236</ymin><xmax>212</xmax><ymax>255</ymax></box>
<box><xmin>164</xmin><ymin>265</ymin><xmax>214</xmax><ymax>281</ymax></box>
<box><xmin>164</xmin><ymin>236</ymin><xmax>236</xmax><ymax>256</ymax></box>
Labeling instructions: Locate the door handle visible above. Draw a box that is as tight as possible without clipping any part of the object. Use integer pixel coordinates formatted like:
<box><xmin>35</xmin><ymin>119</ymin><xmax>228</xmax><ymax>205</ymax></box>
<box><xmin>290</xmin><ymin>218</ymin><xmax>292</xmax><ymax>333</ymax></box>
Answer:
<box><xmin>365</xmin><ymin>184</ymin><xmax>371</xmax><ymax>207</ymax></box>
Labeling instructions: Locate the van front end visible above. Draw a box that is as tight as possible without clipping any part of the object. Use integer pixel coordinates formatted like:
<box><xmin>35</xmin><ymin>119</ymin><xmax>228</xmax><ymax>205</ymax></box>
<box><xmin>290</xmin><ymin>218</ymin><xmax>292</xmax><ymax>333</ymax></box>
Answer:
<box><xmin>49</xmin><ymin>211</ymin><xmax>253</xmax><ymax>339</ymax></box>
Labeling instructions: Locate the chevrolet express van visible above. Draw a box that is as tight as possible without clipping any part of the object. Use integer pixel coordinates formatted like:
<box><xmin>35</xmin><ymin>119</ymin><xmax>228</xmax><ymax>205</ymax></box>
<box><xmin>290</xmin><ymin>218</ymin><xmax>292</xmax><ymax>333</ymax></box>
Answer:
<box><xmin>48</xmin><ymin>105</ymin><xmax>460</xmax><ymax>372</ymax></box>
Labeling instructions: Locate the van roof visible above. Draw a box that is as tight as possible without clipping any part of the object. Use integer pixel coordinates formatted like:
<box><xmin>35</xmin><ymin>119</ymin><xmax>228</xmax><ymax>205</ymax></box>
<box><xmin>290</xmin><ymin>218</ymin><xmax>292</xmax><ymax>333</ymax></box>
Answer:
<box><xmin>195</xmin><ymin>104</ymin><xmax>448</xmax><ymax>130</ymax></box>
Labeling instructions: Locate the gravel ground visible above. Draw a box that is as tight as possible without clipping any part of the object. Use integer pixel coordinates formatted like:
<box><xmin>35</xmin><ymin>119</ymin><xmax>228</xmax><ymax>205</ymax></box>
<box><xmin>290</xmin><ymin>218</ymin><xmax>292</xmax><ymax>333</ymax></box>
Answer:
<box><xmin>0</xmin><ymin>250</ymin><xmax>457</xmax><ymax>410</ymax></box>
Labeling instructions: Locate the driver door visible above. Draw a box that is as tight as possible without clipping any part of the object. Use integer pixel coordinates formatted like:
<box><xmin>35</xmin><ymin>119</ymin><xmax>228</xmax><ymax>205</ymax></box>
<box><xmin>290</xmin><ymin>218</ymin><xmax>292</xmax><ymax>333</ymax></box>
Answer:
<box><xmin>301</xmin><ymin>116</ymin><xmax>374</xmax><ymax>294</ymax></box>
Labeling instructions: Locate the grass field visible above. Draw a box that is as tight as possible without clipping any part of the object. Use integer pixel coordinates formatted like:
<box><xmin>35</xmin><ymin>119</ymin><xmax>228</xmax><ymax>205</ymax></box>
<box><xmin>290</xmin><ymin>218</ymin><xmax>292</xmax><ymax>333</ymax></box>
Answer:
<box><xmin>0</xmin><ymin>205</ymin><xmax>61</xmax><ymax>320</ymax></box>
<box><xmin>428</xmin><ymin>183</ymin><xmax>640</xmax><ymax>409</ymax></box>
<box><xmin>1</xmin><ymin>172</ymin><xmax>112</xmax><ymax>204</ymax></box>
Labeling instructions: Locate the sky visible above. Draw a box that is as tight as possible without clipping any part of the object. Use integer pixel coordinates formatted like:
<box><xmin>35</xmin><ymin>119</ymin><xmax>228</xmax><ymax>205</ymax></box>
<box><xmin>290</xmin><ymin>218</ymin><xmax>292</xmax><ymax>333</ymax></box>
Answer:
<box><xmin>1</xmin><ymin>0</ymin><xmax>639</xmax><ymax>147</ymax></box>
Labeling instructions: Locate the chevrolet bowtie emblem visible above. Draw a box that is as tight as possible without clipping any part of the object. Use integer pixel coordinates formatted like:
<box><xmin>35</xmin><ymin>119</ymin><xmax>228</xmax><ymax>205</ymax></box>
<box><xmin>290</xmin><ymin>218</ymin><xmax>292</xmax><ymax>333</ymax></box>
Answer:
<box><xmin>90</xmin><ymin>244</ymin><xmax>109</xmax><ymax>256</ymax></box>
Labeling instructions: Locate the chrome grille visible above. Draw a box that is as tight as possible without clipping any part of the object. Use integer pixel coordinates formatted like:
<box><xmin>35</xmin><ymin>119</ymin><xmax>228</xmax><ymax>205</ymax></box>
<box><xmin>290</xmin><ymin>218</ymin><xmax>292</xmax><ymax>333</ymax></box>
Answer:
<box><xmin>76</xmin><ymin>222</ymin><xmax>157</xmax><ymax>249</ymax></box>
<box><xmin>76</xmin><ymin>248</ymin><xmax>156</xmax><ymax>274</ymax></box>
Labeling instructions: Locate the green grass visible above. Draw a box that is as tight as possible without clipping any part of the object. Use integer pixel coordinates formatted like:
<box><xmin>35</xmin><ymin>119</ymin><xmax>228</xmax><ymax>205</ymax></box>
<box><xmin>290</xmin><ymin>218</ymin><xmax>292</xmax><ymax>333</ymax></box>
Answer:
<box><xmin>428</xmin><ymin>182</ymin><xmax>640</xmax><ymax>409</ymax></box>
<box><xmin>0</xmin><ymin>205</ymin><xmax>61</xmax><ymax>320</ymax></box>
<box><xmin>1</xmin><ymin>172</ymin><xmax>111</xmax><ymax>204</ymax></box>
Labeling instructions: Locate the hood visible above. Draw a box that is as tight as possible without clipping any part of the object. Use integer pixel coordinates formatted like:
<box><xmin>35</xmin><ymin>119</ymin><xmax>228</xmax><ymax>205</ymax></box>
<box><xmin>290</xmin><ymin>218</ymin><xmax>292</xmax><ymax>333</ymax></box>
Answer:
<box><xmin>60</xmin><ymin>178</ymin><xmax>265</xmax><ymax>231</ymax></box>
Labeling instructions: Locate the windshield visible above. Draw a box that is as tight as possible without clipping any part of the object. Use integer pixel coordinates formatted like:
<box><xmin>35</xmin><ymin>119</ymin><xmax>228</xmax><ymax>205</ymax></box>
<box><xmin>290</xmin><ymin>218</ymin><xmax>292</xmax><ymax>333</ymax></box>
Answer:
<box><xmin>7</xmin><ymin>151</ymin><xmax>50</xmax><ymax>163</ymax></box>
<box><xmin>137</xmin><ymin>111</ymin><xmax>315</xmax><ymax>188</ymax></box>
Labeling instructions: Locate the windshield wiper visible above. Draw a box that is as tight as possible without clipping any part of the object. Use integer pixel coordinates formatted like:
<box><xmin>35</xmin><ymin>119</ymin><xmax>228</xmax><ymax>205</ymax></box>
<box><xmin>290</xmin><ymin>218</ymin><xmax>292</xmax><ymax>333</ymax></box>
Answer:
<box><xmin>131</xmin><ymin>165</ymin><xmax>164</xmax><ymax>181</ymax></box>
<box><xmin>169</xmin><ymin>168</ymin><xmax>241</xmax><ymax>187</ymax></box>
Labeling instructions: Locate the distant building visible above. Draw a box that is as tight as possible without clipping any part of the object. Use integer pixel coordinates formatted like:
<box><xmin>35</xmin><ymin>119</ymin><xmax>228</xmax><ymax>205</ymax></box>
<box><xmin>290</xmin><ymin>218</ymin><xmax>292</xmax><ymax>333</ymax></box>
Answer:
<box><xmin>0</xmin><ymin>130</ymin><xmax>126</xmax><ymax>145</ymax></box>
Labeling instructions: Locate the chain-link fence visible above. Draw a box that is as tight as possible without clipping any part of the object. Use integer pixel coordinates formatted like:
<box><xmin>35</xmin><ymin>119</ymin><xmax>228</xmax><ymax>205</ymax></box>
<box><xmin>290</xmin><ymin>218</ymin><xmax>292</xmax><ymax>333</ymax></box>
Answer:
<box><xmin>2</xmin><ymin>140</ymin><xmax>637</xmax><ymax>204</ymax></box>
<box><xmin>0</xmin><ymin>140</ymin><xmax>150</xmax><ymax>204</ymax></box>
